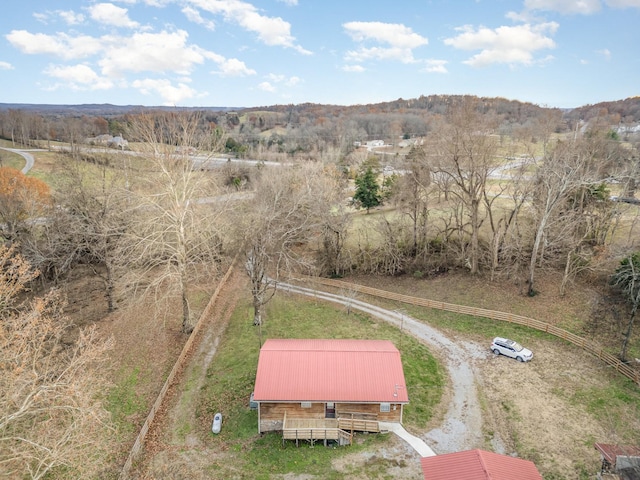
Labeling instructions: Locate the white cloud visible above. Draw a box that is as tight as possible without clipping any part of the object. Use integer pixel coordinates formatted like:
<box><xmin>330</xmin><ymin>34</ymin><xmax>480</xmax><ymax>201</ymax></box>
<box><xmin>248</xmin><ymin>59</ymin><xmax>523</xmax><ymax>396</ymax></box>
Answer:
<box><xmin>605</xmin><ymin>0</ymin><xmax>640</xmax><ymax>7</ymax></box>
<box><xmin>524</xmin><ymin>0</ymin><xmax>601</xmax><ymax>14</ymax></box>
<box><xmin>262</xmin><ymin>73</ymin><xmax>301</xmax><ymax>86</ymax></box>
<box><xmin>33</xmin><ymin>10</ymin><xmax>85</xmax><ymax>25</ymax></box>
<box><xmin>344</xmin><ymin>46</ymin><xmax>410</xmax><ymax>64</ymax></box>
<box><xmin>285</xmin><ymin>76</ymin><xmax>300</xmax><ymax>86</ymax></box>
<box><xmin>215</xmin><ymin>58</ymin><xmax>256</xmax><ymax>76</ymax></box>
<box><xmin>444</xmin><ymin>22</ymin><xmax>558</xmax><ymax>67</ymax></box>
<box><xmin>182</xmin><ymin>6</ymin><xmax>216</xmax><ymax>30</ymax></box>
<box><xmin>33</xmin><ymin>13</ymin><xmax>49</xmax><ymax>24</ymax></box>
<box><xmin>0</xmin><ymin>61</ymin><xmax>14</xmax><ymax>70</ymax></box>
<box><xmin>132</xmin><ymin>78</ymin><xmax>199</xmax><ymax>105</ymax></box>
<box><xmin>258</xmin><ymin>81</ymin><xmax>276</xmax><ymax>92</ymax></box>
<box><xmin>89</xmin><ymin>3</ymin><xmax>140</xmax><ymax>28</ymax></box>
<box><xmin>98</xmin><ymin>30</ymin><xmax>205</xmax><ymax>76</ymax></box>
<box><xmin>186</xmin><ymin>0</ymin><xmax>310</xmax><ymax>53</ymax></box>
<box><xmin>115</xmin><ymin>0</ymin><xmax>171</xmax><ymax>5</ymax></box>
<box><xmin>59</xmin><ymin>10</ymin><xmax>85</xmax><ymax>25</ymax></box>
<box><xmin>342</xmin><ymin>64</ymin><xmax>365</xmax><ymax>72</ymax></box>
<box><xmin>343</xmin><ymin>21</ymin><xmax>428</xmax><ymax>64</ymax></box>
<box><xmin>505</xmin><ymin>10</ymin><xmax>532</xmax><ymax>22</ymax></box>
<box><xmin>6</xmin><ymin>30</ymin><xmax>103</xmax><ymax>60</ymax></box>
<box><xmin>596</xmin><ymin>48</ymin><xmax>612</xmax><ymax>59</ymax></box>
<box><xmin>44</xmin><ymin>64</ymin><xmax>114</xmax><ymax>90</ymax></box>
<box><xmin>140</xmin><ymin>0</ymin><xmax>172</xmax><ymax>6</ymax></box>
<box><xmin>277</xmin><ymin>0</ymin><xmax>298</xmax><ymax>5</ymax></box>
<box><xmin>267</xmin><ymin>73</ymin><xmax>285</xmax><ymax>82</ymax></box>
<box><xmin>344</xmin><ymin>22</ymin><xmax>428</xmax><ymax>49</ymax></box>
<box><xmin>422</xmin><ymin>59</ymin><xmax>448</xmax><ymax>74</ymax></box>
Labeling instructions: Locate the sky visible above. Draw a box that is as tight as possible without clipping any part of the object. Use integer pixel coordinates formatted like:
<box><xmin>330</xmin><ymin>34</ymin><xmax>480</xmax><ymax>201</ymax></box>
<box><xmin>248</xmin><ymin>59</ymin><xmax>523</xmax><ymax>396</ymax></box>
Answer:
<box><xmin>0</xmin><ymin>0</ymin><xmax>639</xmax><ymax>109</ymax></box>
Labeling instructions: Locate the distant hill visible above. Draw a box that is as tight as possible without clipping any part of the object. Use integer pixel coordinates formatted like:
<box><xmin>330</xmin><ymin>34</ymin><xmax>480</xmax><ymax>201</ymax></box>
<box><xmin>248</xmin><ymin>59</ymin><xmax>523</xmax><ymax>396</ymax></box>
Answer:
<box><xmin>2</xmin><ymin>96</ymin><xmax>639</xmax><ymax>125</ymax></box>
<box><xmin>564</xmin><ymin>97</ymin><xmax>640</xmax><ymax>124</ymax></box>
<box><xmin>0</xmin><ymin>103</ymin><xmax>240</xmax><ymax>117</ymax></box>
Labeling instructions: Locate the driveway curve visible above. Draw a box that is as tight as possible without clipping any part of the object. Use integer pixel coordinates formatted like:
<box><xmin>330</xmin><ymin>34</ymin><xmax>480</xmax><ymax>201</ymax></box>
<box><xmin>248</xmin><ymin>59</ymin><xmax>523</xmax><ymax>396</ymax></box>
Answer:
<box><xmin>0</xmin><ymin>147</ymin><xmax>43</xmax><ymax>174</ymax></box>
<box><xmin>279</xmin><ymin>281</ymin><xmax>490</xmax><ymax>455</ymax></box>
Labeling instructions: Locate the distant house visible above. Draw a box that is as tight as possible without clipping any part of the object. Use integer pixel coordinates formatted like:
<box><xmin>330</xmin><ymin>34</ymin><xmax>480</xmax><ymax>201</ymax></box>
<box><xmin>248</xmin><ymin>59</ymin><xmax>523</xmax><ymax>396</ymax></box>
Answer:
<box><xmin>252</xmin><ymin>339</ymin><xmax>408</xmax><ymax>444</ymax></box>
<box><xmin>595</xmin><ymin>443</ymin><xmax>640</xmax><ymax>479</ymax></box>
<box><xmin>108</xmin><ymin>135</ymin><xmax>128</xmax><ymax>150</ymax></box>
<box><xmin>85</xmin><ymin>134</ymin><xmax>128</xmax><ymax>150</ymax></box>
<box><xmin>420</xmin><ymin>449</ymin><xmax>542</xmax><ymax>480</ymax></box>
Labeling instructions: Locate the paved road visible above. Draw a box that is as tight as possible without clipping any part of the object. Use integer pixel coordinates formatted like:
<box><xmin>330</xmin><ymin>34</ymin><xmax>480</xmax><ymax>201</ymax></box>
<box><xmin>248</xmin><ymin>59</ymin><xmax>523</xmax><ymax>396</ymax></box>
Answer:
<box><xmin>49</xmin><ymin>145</ymin><xmax>290</xmax><ymax>170</ymax></box>
<box><xmin>0</xmin><ymin>147</ymin><xmax>43</xmax><ymax>174</ymax></box>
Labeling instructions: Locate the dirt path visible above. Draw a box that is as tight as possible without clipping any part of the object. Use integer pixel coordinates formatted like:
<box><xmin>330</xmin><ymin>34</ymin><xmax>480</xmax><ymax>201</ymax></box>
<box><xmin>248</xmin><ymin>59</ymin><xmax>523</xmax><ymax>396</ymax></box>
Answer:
<box><xmin>166</xmin><ymin>270</ymin><xmax>247</xmax><ymax>448</ymax></box>
<box><xmin>138</xmin><ymin>269</ymin><xmax>247</xmax><ymax>477</ymax></box>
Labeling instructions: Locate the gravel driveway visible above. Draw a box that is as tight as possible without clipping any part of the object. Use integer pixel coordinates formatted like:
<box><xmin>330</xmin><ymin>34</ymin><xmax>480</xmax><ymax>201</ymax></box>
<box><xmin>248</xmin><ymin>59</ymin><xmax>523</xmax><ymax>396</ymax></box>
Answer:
<box><xmin>279</xmin><ymin>282</ymin><xmax>491</xmax><ymax>455</ymax></box>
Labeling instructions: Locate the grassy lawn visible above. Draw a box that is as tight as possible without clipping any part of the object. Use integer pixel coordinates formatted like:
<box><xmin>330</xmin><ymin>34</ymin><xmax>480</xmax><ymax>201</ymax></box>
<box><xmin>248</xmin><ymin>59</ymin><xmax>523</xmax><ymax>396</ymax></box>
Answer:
<box><xmin>373</xmin><ymin>297</ymin><xmax>640</xmax><ymax>444</ymax></box>
<box><xmin>195</xmin><ymin>292</ymin><xmax>445</xmax><ymax>478</ymax></box>
<box><xmin>0</xmin><ymin>148</ymin><xmax>26</xmax><ymax>170</ymax></box>
<box><xmin>106</xmin><ymin>366</ymin><xmax>148</xmax><ymax>437</ymax></box>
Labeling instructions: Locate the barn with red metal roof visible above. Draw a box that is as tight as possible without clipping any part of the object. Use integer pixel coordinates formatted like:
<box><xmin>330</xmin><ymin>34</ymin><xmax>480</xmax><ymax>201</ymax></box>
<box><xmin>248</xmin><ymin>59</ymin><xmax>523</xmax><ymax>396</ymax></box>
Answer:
<box><xmin>252</xmin><ymin>339</ymin><xmax>408</xmax><ymax>439</ymax></box>
<box><xmin>420</xmin><ymin>449</ymin><xmax>542</xmax><ymax>480</ymax></box>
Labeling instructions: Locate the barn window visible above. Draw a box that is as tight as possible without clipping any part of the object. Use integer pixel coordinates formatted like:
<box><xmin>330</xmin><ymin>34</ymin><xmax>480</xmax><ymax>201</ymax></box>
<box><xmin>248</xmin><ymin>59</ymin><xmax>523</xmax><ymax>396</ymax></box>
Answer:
<box><xmin>301</xmin><ymin>402</ymin><xmax>312</xmax><ymax>408</ymax></box>
<box><xmin>380</xmin><ymin>402</ymin><xmax>391</xmax><ymax>413</ymax></box>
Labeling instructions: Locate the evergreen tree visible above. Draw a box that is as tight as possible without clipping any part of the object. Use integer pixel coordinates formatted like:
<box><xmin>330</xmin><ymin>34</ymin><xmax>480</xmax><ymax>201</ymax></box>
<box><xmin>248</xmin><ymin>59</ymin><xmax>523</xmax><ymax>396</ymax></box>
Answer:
<box><xmin>353</xmin><ymin>165</ymin><xmax>381</xmax><ymax>213</ymax></box>
<box><xmin>611</xmin><ymin>252</ymin><xmax>640</xmax><ymax>361</ymax></box>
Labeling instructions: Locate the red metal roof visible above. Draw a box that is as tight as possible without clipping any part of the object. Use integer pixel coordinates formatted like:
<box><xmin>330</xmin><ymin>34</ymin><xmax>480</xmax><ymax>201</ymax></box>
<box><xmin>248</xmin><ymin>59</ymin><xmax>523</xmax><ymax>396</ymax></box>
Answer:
<box><xmin>252</xmin><ymin>339</ymin><xmax>409</xmax><ymax>403</ymax></box>
<box><xmin>420</xmin><ymin>449</ymin><xmax>542</xmax><ymax>480</ymax></box>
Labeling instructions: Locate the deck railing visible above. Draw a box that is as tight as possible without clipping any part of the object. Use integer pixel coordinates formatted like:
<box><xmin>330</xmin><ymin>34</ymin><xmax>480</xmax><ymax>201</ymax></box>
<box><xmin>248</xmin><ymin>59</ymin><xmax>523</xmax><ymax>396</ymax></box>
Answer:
<box><xmin>337</xmin><ymin>411</ymin><xmax>380</xmax><ymax>433</ymax></box>
<box><xmin>282</xmin><ymin>411</ymin><xmax>352</xmax><ymax>446</ymax></box>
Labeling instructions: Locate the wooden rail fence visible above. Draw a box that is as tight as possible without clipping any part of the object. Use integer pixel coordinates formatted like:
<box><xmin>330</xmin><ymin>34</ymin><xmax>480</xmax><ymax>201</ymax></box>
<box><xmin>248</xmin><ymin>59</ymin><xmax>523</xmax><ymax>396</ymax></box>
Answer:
<box><xmin>119</xmin><ymin>260</ymin><xmax>237</xmax><ymax>479</ymax></box>
<box><xmin>296</xmin><ymin>276</ymin><xmax>640</xmax><ymax>387</ymax></box>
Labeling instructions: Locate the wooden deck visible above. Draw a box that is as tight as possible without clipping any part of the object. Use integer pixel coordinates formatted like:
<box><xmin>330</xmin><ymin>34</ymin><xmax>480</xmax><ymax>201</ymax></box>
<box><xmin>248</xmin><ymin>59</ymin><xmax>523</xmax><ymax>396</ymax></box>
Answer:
<box><xmin>282</xmin><ymin>415</ymin><xmax>351</xmax><ymax>446</ymax></box>
<box><xmin>338</xmin><ymin>411</ymin><xmax>380</xmax><ymax>433</ymax></box>
<box><xmin>281</xmin><ymin>411</ymin><xmax>380</xmax><ymax>447</ymax></box>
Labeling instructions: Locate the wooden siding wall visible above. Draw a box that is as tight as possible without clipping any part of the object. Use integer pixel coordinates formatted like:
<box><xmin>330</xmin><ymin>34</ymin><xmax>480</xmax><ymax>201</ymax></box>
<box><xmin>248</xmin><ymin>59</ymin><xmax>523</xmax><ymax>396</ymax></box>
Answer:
<box><xmin>337</xmin><ymin>402</ymin><xmax>402</xmax><ymax>422</ymax></box>
<box><xmin>260</xmin><ymin>402</ymin><xmax>325</xmax><ymax>432</ymax></box>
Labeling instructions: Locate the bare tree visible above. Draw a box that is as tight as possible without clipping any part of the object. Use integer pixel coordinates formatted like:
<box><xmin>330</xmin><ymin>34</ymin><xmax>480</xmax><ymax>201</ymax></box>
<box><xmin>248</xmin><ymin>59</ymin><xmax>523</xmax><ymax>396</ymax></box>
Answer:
<box><xmin>395</xmin><ymin>145</ymin><xmax>432</xmax><ymax>257</ymax></box>
<box><xmin>42</xmin><ymin>154</ymin><xmax>130</xmax><ymax>310</ymax></box>
<box><xmin>431</xmin><ymin>98</ymin><xmax>500</xmax><ymax>273</ymax></box>
<box><xmin>0</xmin><ymin>246</ymin><xmax>114</xmax><ymax>479</ymax></box>
<box><xmin>120</xmin><ymin>111</ymin><xmax>228</xmax><ymax>333</ymax></box>
<box><xmin>526</xmin><ymin>140</ymin><xmax>591</xmax><ymax>295</ymax></box>
<box><xmin>484</xmin><ymin>154</ymin><xmax>535</xmax><ymax>279</ymax></box>
<box><xmin>314</xmin><ymin>164</ymin><xmax>351</xmax><ymax>277</ymax></box>
<box><xmin>240</xmin><ymin>163</ymin><xmax>331</xmax><ymax>326</ymax></box>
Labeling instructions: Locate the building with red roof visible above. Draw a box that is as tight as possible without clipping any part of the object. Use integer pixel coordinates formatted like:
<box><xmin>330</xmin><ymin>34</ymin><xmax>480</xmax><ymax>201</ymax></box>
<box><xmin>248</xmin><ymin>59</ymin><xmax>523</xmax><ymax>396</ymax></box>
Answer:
<box><xmin>252</xmin><ymin>339</ymin><xmax>408</xmax><ymax>436</ymax></box>
<box><xmin>420</xmin><ymin>449</ymin><xmax>542</xmax><ymax>480</ymax></box>
<box><xmin>594</xmin><ymin>443</ymin><xmax>640</xmax><ymax>478</ymax></box>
